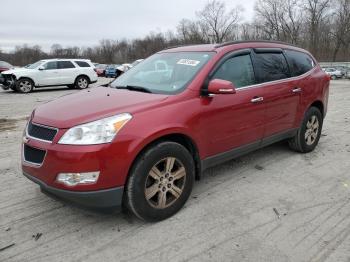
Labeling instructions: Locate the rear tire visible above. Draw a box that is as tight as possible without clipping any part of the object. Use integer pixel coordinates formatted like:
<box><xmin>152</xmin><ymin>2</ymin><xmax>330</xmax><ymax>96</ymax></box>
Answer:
<box><xmin>288</xmin><ymin>107</ymin><xmax>323</xmax><ymax>153</ymax></box>
<box><xmin>16</xmin><ymin>78</ymin><xmax>34</xmax><ymax>93</ymax></box>
<box><xmin>125</xmin><ymin>142</ymin><xmax>195</xmax><ymax>222</ymax></box>
<box><xmin>75</xmin><ymin>76</ymin><xmax>89</xmax><ymax>89</ymax></box>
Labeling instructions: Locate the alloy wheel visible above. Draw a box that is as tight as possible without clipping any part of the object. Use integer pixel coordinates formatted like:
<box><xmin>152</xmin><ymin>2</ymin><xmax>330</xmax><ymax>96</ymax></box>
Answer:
<box><xmin>144</xmin><ymin>157</ymin><xmax>186</xmax><ymax>209</ymax></box>
<box><xmin>78</xmin><ymin>78</ymin><xmax>88</xmax><ymax>88</ymax></box>
<box><xmin>19</xmin><ymin>80</ymin><xmax>32</xmax><ymax>92</ymax></box>
<box><xmin>305</xmin><ymin>115</ymin><xmax>319</xmax><ymax>145</ymax></box>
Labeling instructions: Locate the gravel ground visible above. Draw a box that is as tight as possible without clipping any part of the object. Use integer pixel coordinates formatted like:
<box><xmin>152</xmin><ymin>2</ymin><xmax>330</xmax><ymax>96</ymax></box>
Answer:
<box><xmin>0</xmin><ymin>79</ymin><xmax>350</xmax><ymax>262</ymax></box>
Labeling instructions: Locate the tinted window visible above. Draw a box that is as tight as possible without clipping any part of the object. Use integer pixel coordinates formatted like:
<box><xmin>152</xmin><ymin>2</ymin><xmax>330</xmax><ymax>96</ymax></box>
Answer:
<box><xmin>43</xmin><ymin>61</ymin><xmax>58</xmax><ymax>70</ymax></box>
<box><xmin>285</xmin><ymin>50</ymin><xmax>314</xmax><ymax>76</ymax></box>
<box><xmin>75</xmin><ymin>61</ymin><xmax>90</xmax><ymax>67</ymax></box>
<box><xmin>254</xmin><ymin>52</ymin><xmax>289</xmax><ymax>83</ymax></box>
<box><xmin>58</xmin><ymin>61</ymin><xmax>75</xmax><ymax>69</ymax></box>
<box><xmin>211</xmin><ymin>54</ymin><xmax>255</xmax><ymax>88</ymax></box>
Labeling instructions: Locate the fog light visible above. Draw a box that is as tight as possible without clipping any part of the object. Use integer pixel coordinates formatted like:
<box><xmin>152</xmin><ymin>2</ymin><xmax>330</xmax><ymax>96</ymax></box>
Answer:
<box><xmin>56</xmin><ymin>172</ymin><xmax>100</xmax><ymax>186</ymax></box>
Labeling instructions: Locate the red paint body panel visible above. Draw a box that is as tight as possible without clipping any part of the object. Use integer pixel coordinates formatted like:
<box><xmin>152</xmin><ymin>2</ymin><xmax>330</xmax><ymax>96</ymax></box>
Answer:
<box><xmin>22</xmin><ymin>42</ymin><xmax>330</xmax><ymax>195</ymax></box>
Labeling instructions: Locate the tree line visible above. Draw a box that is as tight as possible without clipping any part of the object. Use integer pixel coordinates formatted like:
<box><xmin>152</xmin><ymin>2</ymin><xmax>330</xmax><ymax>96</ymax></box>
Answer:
<box><xmin>1</xmin><ymin>0</ymin><xmax>349</xmax><ymax>66</ymax></box>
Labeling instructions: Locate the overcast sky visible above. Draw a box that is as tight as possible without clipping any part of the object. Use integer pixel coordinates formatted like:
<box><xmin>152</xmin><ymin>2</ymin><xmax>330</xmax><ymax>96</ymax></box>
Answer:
<box><xmin>0</xmin><ymin>0</ymin><xmax>256</xmax><ymax>52</ymax></box>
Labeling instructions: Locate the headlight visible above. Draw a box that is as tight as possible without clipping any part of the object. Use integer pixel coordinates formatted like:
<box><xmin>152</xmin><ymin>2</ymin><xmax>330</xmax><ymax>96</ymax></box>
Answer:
<box><xmin>58</xmin><ymin>113</ymin><xmax>132</xmax><ymax>145</ymax></box>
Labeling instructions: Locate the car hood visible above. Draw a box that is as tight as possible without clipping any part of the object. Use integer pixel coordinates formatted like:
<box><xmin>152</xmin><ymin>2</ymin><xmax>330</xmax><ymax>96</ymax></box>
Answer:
<box><xmin>32</xmin><ymin>87</ymin><xmax>169</xmax><ymax>128</ymax></box>
<box><xmin>2</xmin><ymin>68</ymin><xmax>35</xmax><ymax>74</ymax></box>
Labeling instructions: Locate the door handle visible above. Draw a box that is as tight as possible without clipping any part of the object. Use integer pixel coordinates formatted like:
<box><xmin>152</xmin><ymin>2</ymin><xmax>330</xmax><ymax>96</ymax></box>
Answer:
<box><xmin>292</xmin><ymin>87</ymin><xmax>302</xmax><ymax>93</ymax></box>
<box><xmin>251</xmin><ymin>96</ymin><xmax>264</xmax><ymax>103</ymax></box>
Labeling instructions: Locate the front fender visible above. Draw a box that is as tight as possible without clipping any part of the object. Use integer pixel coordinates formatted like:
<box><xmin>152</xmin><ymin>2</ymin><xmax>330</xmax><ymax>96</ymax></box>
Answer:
<box><xmin>14</xmin><ymin>73</ymin><xmax>36</xmax><ymax>85</ymax></box>
<box><xmin>130</xmin><ymin>126</ymin><xmax>197</xmax><ymax>158</ymax></box>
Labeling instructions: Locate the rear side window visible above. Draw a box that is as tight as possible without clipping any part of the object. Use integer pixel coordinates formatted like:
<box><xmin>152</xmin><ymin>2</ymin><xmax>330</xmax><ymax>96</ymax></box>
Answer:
<box><xmin>285</xmin><ymin>50</ymin><xmax>315</xmax><ymax>76</ymax></box>
<box><xmin>43</xmin><ymin>61</ymin><xmax>58</xmax><ymax>70</ymax></box>
<box><xmin>211</xmin><ymin>54</ymin><xmax>255</xmax><ymax>88</ymax></box>
<box><xmin>253</xmin><ymin>52</ymin><xmax>289</xmax><ymax>83</ymax></box>
<box><xmin>58</xmin><ymin>61</ymin><xmax>75</xmax><ymax>69</ymax></box>
<box><xmin>75</xmin><ymin>61</ymin><xmax>91</xmax><ymax>67</ymax></box>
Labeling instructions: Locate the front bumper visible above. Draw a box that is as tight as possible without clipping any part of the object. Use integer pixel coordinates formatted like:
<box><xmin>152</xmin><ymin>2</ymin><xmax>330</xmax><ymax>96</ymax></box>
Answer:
<box><xmin>0</xmin><ymin>74</ymin><xmax>15</xmax><ymax>90</ymax></box>
<box><xmin>23</xmin><ymin>171</ymin><xmax>124</xmax><ymax>209</ymax></box>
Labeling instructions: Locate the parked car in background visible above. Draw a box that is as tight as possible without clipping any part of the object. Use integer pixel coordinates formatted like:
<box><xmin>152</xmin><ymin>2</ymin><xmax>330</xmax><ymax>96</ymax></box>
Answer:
<box><xmin>333</xmin><ymin>66</ymin><xmax>349</xmax><ymax>77</ymax></box>
<box><xmin>1</xmin><ymin>59</ymin><xmax>97</xmax><ymax>93</ymax></box>
<box><xmin>0</xmin><ymin>61</ymin><xmax>13</xmax><ymax>73</ymax></box>
<box><xmin>21</xmin><ymin>41</ymin><xmax>329</xmax><ymax>221</ymax></box>
<box><xmin>105</xmin><ymin>64</ymin><xmax>121</xmax><ymax>78</ymax></box>
<box><xmin>322</xmin><ymin>67</ymin><xmax>343</xmax><ymax>80</ymax></box>
<box><xmin>346</xmin><ymin>70</ymin><xmax>350</xmax><ymax>79</ymax></box>
<box><xmin>94</xmin><ymin>64</ymin><xmax>107</xmax><ymax>77</ymax></box>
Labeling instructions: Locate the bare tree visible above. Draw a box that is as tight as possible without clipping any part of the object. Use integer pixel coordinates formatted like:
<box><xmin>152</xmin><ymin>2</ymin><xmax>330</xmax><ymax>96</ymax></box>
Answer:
<box><xmin>331</xmin><ymin>0</ymin><xmax>350</xmax><ymax>60</ymax></box>
<box><xmin>304</xmin><ymin>0</ymin><xmax>333</xmax><ymax>57</ymax></box>
<box><xmin>197</xmin><ymin>0</ymin><xmax>242</xmax><ymax>43</ymax></box>
<box><xmin>254</xmin><ymin>0</ymin><xmax>304</xmax><ymax>44</ymax></box>
<box><xmin>177</xmin><ymin>19</ymin><xmax>208</xmax><ymax>44</ymax></box>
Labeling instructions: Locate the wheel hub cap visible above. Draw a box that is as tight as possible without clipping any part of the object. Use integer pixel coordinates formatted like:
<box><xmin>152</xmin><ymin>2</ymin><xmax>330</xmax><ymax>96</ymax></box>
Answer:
<box><xmin>144</xmin><ymin>157</ymin><xmax>186</xmax><ymax>209</ymax></box>
<box><xmin>305</xmin><ymin>115</ymin><xmax>319</xmax><ymax>146</ymax></box>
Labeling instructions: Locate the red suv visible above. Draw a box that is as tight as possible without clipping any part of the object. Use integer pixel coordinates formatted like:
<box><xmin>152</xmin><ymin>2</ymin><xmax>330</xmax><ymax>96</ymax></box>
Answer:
<box><xmin>22</xmin><ymin>41</ymin><xmax>329</xmax><ymax>221</ymax></box>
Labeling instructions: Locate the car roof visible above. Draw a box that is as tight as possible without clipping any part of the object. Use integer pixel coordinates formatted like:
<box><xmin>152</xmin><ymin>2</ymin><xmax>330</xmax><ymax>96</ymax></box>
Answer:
<box><xmin>160</xmin><ymin>40</ymin><xmax>307</xmax><ymax>54</ymax></box>
<box><xmin>40</xmin><ymin>58</ymin><xmax>91</xmax><ymax>62</ymax></box>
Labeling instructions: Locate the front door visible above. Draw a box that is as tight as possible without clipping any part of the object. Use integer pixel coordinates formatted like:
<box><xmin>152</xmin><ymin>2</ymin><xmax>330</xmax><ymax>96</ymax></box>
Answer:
<box><xmin>199</xmin><ymin>51</ymin><xmax>265</xmax><ymax>159</ymax></box>
<box><xmin>37</xmin><ymin>61</ymin><xmax>60</xmax><ymax>86</ymax></box>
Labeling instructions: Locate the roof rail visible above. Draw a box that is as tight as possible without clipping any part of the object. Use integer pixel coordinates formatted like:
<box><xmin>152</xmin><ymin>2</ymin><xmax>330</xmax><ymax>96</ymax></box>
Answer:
<box><xmin>162</xmin><ymin>44</ymin><xmax>197</xmax><ymax>50</ymax></box>
<box><xmin>215</xmin><ymin>40</ymin><xmax>297</xmax><ymax>48</ymax></box>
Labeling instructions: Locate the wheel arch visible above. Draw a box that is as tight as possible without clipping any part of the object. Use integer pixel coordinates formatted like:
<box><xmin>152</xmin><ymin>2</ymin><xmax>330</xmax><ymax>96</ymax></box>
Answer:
<box><xmin>309</xmin><ymin>100</ymin><xmax>324</xmax><ymax>118</ymax></box>
<box><xmin>128</xmin><ymin>133</ymin><xmax>202</xmax><ymax>182</ymax></box>
<box><xmin>75</xmin><ymin>74</ymin><xmax>91</xmax><ymax>83</ymax></box>
<box><xmin>17</xmin><ymin>76</ymin><xmax>36</xmax><ymax>86</ymax></box>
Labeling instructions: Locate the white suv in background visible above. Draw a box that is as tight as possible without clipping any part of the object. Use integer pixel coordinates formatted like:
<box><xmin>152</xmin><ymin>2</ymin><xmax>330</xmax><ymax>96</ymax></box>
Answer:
<box><xmin>0</xmin><ymin>59</ymin><xmax>98</xmax><ymax>93</ymax></box>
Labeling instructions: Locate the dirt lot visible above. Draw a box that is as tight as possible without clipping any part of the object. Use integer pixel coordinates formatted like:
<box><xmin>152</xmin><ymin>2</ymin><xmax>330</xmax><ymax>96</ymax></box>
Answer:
<box><xmin>0</xmin><ymin>79</ymin><xmax>350</xmax><ymax>262</ymax></box>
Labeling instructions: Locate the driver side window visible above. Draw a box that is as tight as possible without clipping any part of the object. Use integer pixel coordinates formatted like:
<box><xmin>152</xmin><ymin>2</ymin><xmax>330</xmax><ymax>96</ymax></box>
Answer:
<box><xmin>212</xmin><ymin>54</ymin><xmax>255</xmax><ymax>88</ymax></box>
<box><xmin>42</xmin><ymin>61</ymin><xmax>58</xmax><ymax>70</ymax></box>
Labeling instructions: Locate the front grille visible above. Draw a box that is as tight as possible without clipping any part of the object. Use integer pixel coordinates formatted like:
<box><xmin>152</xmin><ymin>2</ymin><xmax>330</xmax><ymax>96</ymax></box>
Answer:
<box><xmin>23</xmin><ymin>145</ymin><xmax>46</xmax><ymax>165</ymax></box>
<box><xmin>27</xmin><ymin>121</ymin><xmax>57</xmax><ymax>142</ymax></box>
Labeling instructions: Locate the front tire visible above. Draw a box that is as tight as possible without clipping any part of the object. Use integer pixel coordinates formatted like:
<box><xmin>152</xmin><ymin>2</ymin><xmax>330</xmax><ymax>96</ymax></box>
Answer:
<box><xmin>125</xmin><ymin>142</ymin><xmax>195</xmax><ymax>222</ymax></box>
<box><xmin>289</xmin><ymin>107</ymin><xmax>323</xmax><ymax>153</ymax></box>
<box><xmin>75</xmin><ymin>76</ymin><xmax>89</xmax><ymax>89</ymax></box>
<box><xmin>16</xmin><ymin>78</ymin><xmax>34</xmax><ymax>93</ymax></box>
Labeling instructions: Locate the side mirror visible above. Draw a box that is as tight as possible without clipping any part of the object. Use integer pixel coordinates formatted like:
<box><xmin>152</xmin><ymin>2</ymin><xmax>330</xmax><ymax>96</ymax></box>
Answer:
<box><xmin>207</xmin><ymin>79</ymin><xmax>236</xmax><ymax>95</ymax></box>
<box><xmin>38</xmin><ymin>66</ymin><xmax>44</xmax><ymax>71</ymax></box>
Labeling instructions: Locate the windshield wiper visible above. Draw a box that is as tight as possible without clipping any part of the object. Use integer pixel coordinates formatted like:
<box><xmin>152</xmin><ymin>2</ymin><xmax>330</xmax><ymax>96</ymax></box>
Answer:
<box><xmin>115</xmin><ymin>85</ymin><xmax>152</xmax><ymax>93</ymax></box>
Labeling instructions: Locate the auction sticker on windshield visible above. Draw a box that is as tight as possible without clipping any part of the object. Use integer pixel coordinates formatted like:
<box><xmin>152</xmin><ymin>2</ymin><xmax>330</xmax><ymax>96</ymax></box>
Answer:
<box><xmin>177</xmin><ymin>59</ymin><xmax>201</xmax><ymax>66</ymax></box>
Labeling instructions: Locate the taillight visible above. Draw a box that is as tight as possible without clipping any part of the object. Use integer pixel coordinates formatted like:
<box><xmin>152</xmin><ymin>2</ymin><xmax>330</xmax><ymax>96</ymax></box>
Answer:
<box><xmin>93</xmin><ymin>68</ymin><xmax>97</xmax><ymax>72</ymax></box>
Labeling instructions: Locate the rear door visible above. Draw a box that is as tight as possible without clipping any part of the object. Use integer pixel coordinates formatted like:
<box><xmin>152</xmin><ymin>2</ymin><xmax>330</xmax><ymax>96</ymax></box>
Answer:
<box><xmin>252</xmin><ymin>49</ymin><xmax>300</xmax><ymax>140</ymax></box>
<box><xmin>57</xmin><ymin>61</ymin><xmax>77</xmax><ymax>84</ymax></box>
<box><xmin>200</xmin><ymin>50</ymin><xmax>266</xmax><ymax>158</ymax></box>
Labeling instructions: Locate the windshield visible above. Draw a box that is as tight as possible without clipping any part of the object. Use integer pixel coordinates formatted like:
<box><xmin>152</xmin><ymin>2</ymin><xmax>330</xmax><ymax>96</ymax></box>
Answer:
<box><xmin>110</xmin><ymin>52</ymin><xmax>214</xmax><ymax>94</ymax></box>
<box><xmin>27</xmin><ymin>61</ymin><xmax>44</xmax><ymax>69</ymax></box>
